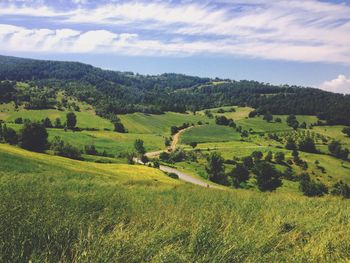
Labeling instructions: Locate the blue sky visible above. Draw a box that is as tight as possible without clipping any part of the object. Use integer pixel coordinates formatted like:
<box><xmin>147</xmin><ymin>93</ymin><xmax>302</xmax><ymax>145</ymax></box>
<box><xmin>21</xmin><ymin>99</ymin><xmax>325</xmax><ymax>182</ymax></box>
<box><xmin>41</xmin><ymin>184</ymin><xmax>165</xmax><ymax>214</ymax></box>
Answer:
<box><xmin>0</xmin><ymin>0</ymin><xmax>350</xmax><ymax>93</ymax></box>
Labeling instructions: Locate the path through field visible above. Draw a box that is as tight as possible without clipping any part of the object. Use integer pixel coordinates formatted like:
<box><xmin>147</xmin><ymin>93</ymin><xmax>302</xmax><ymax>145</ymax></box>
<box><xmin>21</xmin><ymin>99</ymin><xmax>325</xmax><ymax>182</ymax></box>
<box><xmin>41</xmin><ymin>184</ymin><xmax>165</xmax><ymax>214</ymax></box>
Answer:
<box><xmin>139</xmin><ymin>126</ymin><xmax>220</xmax><ymax>188</ymax></box>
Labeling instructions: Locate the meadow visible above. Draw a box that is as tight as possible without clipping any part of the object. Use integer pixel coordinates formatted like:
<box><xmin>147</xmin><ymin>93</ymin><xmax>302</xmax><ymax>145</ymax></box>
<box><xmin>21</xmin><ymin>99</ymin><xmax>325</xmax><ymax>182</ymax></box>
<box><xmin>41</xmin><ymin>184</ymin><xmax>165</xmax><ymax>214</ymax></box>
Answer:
<box><xmin>1</xmin><ymin>144</ymin><xmax>350</xmax><ymax>262</ymax></box>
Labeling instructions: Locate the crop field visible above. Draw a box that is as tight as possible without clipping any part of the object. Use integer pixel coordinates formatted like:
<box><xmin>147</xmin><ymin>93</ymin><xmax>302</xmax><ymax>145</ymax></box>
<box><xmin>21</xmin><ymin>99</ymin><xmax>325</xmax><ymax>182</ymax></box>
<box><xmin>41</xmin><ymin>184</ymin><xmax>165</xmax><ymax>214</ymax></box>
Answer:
<box><xmin>180</xmin><ymin>124</ymin><xmax>241</xmax><ymax>144</ymax></box>
<box><xmin>119</xmin><ymin>112</ymin><xmax>211</xmax><ymax>135</ymax></box>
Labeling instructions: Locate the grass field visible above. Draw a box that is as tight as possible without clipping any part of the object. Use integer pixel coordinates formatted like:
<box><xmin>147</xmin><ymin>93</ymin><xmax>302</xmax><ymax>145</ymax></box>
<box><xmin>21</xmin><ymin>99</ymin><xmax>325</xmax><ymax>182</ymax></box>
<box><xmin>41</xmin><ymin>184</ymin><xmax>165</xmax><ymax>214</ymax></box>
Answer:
<box><xmin>119</xmin><ymin>112</ymin><xmax>211</xmax><ymax>135</ymax></box>
<box><xmin>0</xmin><ymin>102</ymin><xmax>114</xmax><ymax>129</ymax></box>
<box><xmin>199</xmin><ymin>106</ymin><xmax>254</xmax><ymax>120</ymax></box>
<box><xmin>180</xmin><ymin>124</ymin><xmax>241</xmax><ymax>144</ymax></box>
<box><xmin>1</xmin><ymin>144</ymin><xmax>350</xmax><ymax>262</ymax></box>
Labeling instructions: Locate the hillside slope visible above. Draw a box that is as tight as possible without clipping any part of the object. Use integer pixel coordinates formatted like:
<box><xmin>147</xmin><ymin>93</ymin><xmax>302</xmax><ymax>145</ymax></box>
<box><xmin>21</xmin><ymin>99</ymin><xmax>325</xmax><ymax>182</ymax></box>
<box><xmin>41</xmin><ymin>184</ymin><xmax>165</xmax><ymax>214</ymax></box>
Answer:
<box><xmin>1</xmin><ymin>144</ymin><xmax>350</xmax><ymax>262</ymax></box>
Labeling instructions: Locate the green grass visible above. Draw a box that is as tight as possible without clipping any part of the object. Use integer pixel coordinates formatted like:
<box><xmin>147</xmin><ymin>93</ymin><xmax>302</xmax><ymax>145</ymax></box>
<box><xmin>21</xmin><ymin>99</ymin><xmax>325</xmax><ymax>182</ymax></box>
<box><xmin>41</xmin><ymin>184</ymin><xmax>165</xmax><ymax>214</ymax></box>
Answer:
<box><xmin>1</xmin><ymin>144</ymin><xmax>350</xmax><ymax>262</ymax></box>
<box><xmin>198</xmin><ymin>106</ymin><xmax>254</xmax><ymax>120</ymax></box>
<box><xmin>0</xmin><ymin>103</ymin><xmax>114</xmax><ymax>129</ymax></box>
<box><xmin>119</xmin><ymin>112</ymin><xmax>211</xmax><ymax>135</ymax></box>
<box><xmin>180</xmin><ymin>124</ymin><xmax>241</xmax><ymax>144</ymax></box>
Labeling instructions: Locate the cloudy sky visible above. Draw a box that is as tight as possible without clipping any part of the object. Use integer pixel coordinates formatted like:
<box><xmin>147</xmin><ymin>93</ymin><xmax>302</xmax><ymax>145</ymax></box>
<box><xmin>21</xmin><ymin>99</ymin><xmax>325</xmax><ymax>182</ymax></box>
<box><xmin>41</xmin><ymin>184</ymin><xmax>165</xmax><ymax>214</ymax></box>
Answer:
<box><xmin>1</xmin><ymin>0</ymin><xmax>350</xmax><ymax>93</ymax></box>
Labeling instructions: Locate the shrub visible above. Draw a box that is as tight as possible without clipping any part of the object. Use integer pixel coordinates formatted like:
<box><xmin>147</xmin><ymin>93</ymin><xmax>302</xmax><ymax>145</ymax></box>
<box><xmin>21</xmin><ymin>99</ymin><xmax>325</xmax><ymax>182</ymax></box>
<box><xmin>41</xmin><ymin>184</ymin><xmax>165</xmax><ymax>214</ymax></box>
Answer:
<box><xmin>254</xmin><ymin>161</ymin><xmax>282</xmax><ymax>192</ymax></box>
<box><xmin>274</xmin><ymin>152</ymin><xmax>285</xmax><ymax>164</ymax></box>
<box><xmin>3</xmin><ymin>125</ymin><xmax>18</xmax><ymax>145</ymax></box>
<box><xmin>20</xmin><ymin>122</ymin><xmax>48</xmax><ymax>152</ymax></box>
<box><xmin>50</xmin><ymin>136</ymin><xmax>81</xmax><ymax>160</ymax></box>
<box><xmin>229</xmin><ymin>164</ymin><xmax>249</xmax><ymax>188</ymax></box>
<box><xmin>14</xmin><ymin>117</ymin><xmax>23</xmax><ymax>124</ymax></box>
<box><xmin>331</xmin><ymin>181</ymin><xmax>350</xmax><ymax>198</ymax></box>
<box><xmin>299</xmin><ymin>173</ymin><xmax>328</xmax><ymax>197</ymax></box>
<box><xmin>168</xmin><ymin>172</ymin><xmax>179</xmax><ymax>179</ymax></box>
<box><xmin>298</xmin><ymin>137</ymin><xmax>317</xmax><ymax>153</ymax></box>
<box><xmin>85</xmin><ymin>144</ymin><xmax>98</xmax><ymax>155</ymax></box>
<box><xmin>66</xmin><ymin>112</ymin><xmax>77</xmax><ymax>130</ymax></box>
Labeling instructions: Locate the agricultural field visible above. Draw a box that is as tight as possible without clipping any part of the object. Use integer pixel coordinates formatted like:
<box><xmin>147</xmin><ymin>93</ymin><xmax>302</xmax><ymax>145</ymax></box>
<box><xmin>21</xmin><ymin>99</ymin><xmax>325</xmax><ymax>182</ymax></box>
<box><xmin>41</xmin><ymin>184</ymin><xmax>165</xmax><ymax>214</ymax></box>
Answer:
<box><xmin>180</xmin><ymin>124</ymin><xmax>241</xmax><ymax>144</ymax></box>
<box><xmin>119</xmin><ymin>112</ymin><xmax>211</xmax><ymax>135</ymax></box>
<box><xmin>0</xmin><ymin>102</ymin><xmax>114</xmax><ymax>130</ymax></box>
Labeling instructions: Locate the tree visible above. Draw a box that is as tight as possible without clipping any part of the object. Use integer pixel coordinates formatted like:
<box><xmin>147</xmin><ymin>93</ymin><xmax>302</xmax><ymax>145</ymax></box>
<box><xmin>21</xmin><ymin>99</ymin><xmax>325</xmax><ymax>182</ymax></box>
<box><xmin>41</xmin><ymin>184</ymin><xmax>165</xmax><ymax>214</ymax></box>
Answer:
<box><xmin>254</xmin><ymin>161</ymin><xmax>282</xmax><ymax>192</ymax></box>
<box><xmin>342</xmin><ymin>127</ymin><xmax>350</xmax><ymax>137</ymax></box>
<box><xmin>298</xmin><ymin>137</ymin><xmax>317</xmax><ymax>153</ymax></box>
<box><xmin>189</xmin><ymin>142</ymin><xmax>198</xmax><ymax>149</ymax></box>
<box><xmin>0</xmin><ymin>122</ymin><xmax>3</xmax><ymax>141</ymax></box>
<box><xmin>299</xmin><ymin>173</ymin><xmax>328</xmax><ymax>197</ymax></box>
<box><xmin>265</xmin><ymin>151</ymin><xmax>273</xmax><ymax>162</ymax></box>
<box><xmin>20</xmin><ymin>122</ymin><xmax>48</xmax><ymax>152</ymax></box>
<box><xmin>3</xmin><ymin>125</ymin><xmax>18</xmax><ymax>145</ymax></box>
<box><xmin>170</xmin><ymin>126</ymin><xmax>179</xmax><ymax>135</ymax></box>
<box><xmin>50</xmin><ymin>136</ymin><xmax>81</xmax><ymax>160</ymax></box>
<box><xmin>285</xmin><ymin>138</ymin><xmax>297</xmax><ymax>150</ymax></box>
<box><xmin>263</xmin><ymin>111</ymin><xmax>273</xmax><ymax>122</ymax></box>
<box><xmin>242</xmin><ymin>156</ymin><xmax>254</xmax><ymax>169</ymax></box>
<box><xmin>134</xmin><ymin>139</ymin><xmax>146</xmax><ymax>155</ymax></box>
<box><xmin>85</xmin><ymin>144</ymin><xmax>98</xmax><ymax>155</ymax></box>
<box><xmin>14</xmin><ymin>117</ymin><xmax>23</xmax><ymax>124</ymax></box>
<box><xmin>54</xmin><ymin>118</ymin><xmax>62</xmax><ymax>128</ymax></box>
<box><xmin>299</xmin><ymin>122</ymin><xmax>307</xmax><ymax>129</ymax></box>
<box><xmin>275</xmin><ymin>117</ymin><xmax>282</xmax><ymax>123</ymax></box>
<box><xmin>286</xmin><ymin>114</ymin><xmax>299</xmax><ymax>129</ymax></box>
<box><xmin>292</xmin><ymin>149</ymin><xmax>300</xmax><ymax>162</ymax></box>
<box><xmin>206</xmin><ymin>152</ymin><xmax>227</xmax><ymax>185</ymax></box>
<box><xmin>42</xmin><ymin>117</ymin><xmax>53</xmax><ymax>128</ymax></box>
<box><xmin>251</xmin><ymin>151</ymin><xmax>263</xmax><ymax>162</ymax></box>
<box><xmin>229</xmin><ymin>164</ymin><xmax>249</xmax><ymax>188</ymax></box>
<box><xmin>328</xmin><ymin>140</ymin><xmax>349</xmax><ymax>160</ymax></box>
<box><xmin>66</xmin><ymin>112</ymin><xmax>77</xmax><ymax>130</ymax></box>
<box><xmin>140</xmin><ymin>155</ymin><xmax>149</xmax><ymax>164</ymax></box>
<box><xmin>164</xmin><ymin>137</ymin><xmax>171</xmax><ymax>147</ymax></box>
<box><xmin>331</xmin><ymin>181</ymin><xmax>350</xmax><ymax>198</ymax></box>
<box><xmin>274</xmin><ymin>152</ymin><xmax>285</xmax><ymax>164</ymax></box>
<box><xmin>114</xmin><ymin>122</ymin><xmax>126</xmax><ymax>133</ymax></box>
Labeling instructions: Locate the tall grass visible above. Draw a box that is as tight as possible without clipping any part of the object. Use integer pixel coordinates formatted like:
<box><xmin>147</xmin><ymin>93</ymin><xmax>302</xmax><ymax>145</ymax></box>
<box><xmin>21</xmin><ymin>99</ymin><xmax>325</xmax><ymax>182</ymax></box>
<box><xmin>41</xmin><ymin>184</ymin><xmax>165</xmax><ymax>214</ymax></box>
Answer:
<box><xmin>1</xmin><ymin>147</ymin><xmax>350</xmax><ymax>262</ymax></box>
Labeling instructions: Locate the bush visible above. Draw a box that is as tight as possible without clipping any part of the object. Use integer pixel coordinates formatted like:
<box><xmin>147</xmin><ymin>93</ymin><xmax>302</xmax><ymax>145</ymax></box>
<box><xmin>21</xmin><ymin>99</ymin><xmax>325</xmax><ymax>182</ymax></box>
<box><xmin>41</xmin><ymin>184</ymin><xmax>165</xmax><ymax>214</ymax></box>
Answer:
<box><xmin>331</xmin><ymin>181</ymin><xmax>350</xmax><ymax>198</ymax></box>
<box><xmin>299</xmin><ymin>173</ymin><xmax>328</xmax><ymax>197</ymax></box>
<box><xmin>66</xmin><ymin>112</ymin><xmax>77</xmax><ymax>130</ymax></box>
<box><xmin>85</xmin><ymin>144</ymin><xmax>98</xmax><ymax>155</ymax></box>
<box><xmin>229</xmin><ymin>164</ymin><xmax>249</xmax><ymax>188</ymax></box>
<box><xmin>50</xmin><ymin>136</ymin><xmax>82</xmax><ymax>160</ymax></box>
<box><xmin>3</xmin><ymin>125</ymin><xmax>18</xmax><ymax>145</ymax></box>
<box><xmin>274</xmin><ymin>152</ymin><xmax>285</xmax><ymax>164</ymax></box>
<box><xmin>328</xmin><ymin>140</ymin><xmax>349</xmax><ymax>160</ymax></box>
<box><xmin>254</xmin><ymin>161</ymin><xmax>282</xmax><ymax>192</ymax></box>
<box><xmin>298</xmin><ymin>137</ymin><xmax>317</xmax><ymax>153</ymax></box>
<box><xmin>168</xmin><ymin>172</ymin><xmax>179</xmax><ymax>179</ymax></box>
<box><xmin>14</xmin><ymin>117</ymin><xmax>23</xmax><ymax>124</ymax></box>
<box><xmin>20</xmin><ymin>122</ymin><xmax>48</xmax><ymax>152</ymax></box>
<box><xmin>114</xmin><ymin>122</ymin><xmax>127</xmax><ymax>133</ymax></box>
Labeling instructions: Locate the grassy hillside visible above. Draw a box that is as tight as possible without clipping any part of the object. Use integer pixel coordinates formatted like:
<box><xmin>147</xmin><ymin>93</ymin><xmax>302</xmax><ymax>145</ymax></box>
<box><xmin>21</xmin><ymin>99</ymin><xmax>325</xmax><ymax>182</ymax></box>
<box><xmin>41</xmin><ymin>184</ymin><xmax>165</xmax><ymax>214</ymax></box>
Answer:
<box><xmin>1</xmin><ymin>144</ymin><xmax>350</xmax><ymax>262</ymax></box>
<box><xmin>0</xmin><ymin>102</ymin><xmax>114</xmax><ymax>130</ymax></box>
<box><xmin>119</xmin><ymin>112</ymin><xmax>210</xmax><ymax>135</ymax></box>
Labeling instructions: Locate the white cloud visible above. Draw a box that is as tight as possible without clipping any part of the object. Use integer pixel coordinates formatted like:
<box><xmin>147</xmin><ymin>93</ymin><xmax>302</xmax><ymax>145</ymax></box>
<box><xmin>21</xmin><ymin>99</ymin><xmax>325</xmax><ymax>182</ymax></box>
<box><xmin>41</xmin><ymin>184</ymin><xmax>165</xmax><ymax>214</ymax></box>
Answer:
<box><xmin>1</xmin><ymin>0</ymin><xmax>350</xmax><ymax>64</ymax></box>
<box><xmin>320</xmin><ymin>75</ymin><xmax>350</xmax><ymax>94</ymax></box>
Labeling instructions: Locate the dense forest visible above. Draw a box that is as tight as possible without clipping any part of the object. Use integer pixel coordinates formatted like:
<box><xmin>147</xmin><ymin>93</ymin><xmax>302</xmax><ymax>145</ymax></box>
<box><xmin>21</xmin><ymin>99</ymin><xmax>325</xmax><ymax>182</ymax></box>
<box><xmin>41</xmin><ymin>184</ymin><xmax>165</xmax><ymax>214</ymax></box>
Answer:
<box><xmin>1</xmin><ymin>55</ymin><xmax>349</xmax><ymax>125</ymax></box>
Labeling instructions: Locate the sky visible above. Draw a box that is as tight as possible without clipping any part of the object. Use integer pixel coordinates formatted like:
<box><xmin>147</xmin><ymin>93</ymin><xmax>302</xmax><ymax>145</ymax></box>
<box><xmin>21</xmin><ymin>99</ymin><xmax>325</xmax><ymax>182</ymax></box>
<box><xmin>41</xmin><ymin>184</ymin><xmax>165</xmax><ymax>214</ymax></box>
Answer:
<box><xmin>0</xmin><ymin>0</ymin><xmax>350</xmax><ymax>93</ymax></box>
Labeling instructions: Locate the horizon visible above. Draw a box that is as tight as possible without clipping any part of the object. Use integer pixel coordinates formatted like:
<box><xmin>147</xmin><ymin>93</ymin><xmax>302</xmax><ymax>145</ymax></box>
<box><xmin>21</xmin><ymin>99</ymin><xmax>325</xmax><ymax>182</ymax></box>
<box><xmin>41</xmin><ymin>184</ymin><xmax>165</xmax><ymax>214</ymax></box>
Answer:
<box><xmin>1</xmin><ymin>0</ymin><xmax>350</xmax><ymax>93</ymax></box>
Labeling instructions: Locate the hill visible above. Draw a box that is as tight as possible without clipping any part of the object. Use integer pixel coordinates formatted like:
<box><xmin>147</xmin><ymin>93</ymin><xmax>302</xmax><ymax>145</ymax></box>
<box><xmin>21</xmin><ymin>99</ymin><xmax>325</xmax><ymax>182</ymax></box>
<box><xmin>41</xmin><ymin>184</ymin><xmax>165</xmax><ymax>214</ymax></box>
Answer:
<box><xmin>1</xmin><ymin>144</ymin><xmax>350</xmax><ymax>262</ymax></box>
<box><xmin>1</xmin><ymin>55</ymin><xmax>350</xmax><ymax>125</ymax></box>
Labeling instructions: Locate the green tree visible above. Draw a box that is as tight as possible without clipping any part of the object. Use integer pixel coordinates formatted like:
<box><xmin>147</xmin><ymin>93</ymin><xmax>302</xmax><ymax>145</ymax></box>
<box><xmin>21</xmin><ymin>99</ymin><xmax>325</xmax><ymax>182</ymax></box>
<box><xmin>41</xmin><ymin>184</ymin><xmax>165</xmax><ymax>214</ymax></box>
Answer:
<box><xmin>299</xmin><ymin>173</ymin><xmax>328</xmax><ymax>197</ymax></box>
<box><xmin>328</xmin><ymin>140</ymin><xmax>349</xmax><ymax>160</ymax></box>
<box><xmin>134</xmin><ymin>139</ymin><xmax>146</xmax><ymax>155</ymax></box>
<box><xmin>3</xmin><ymin>125</ymin><xmax>18</xmax><ymax>145</ymax></box>
<box><xmin>66</xmin><ymin>112</ymin><xmax>77</xmax><ymax>130</ymax></box>
<box><xmin>254</xmin><ymin>161</ymin><xmax>282</xmax><ymax>192</ymax></box>
<box><xmin>42</xmin><ymin>117</ymin><xmax>53</xmax><ymax>128</ymax></box>
<box><xmin>242</xmin><ymin>156</ymin><xmax>254</xmax><ymax>169</ymax></box>
<box><xmin>20</xmin><ymin>122</ymin><xmax>48</xmax><ymax>152</ymax></box>
<box><xmin>274</xmin><ymin>152</ymin><xmax>285</xmax><ymax>164</ymax></box>
<box><xmin>298</xmin><ymin>137</ymin><xmax>317</xmax><ymax>153</ymax></box>
<box><xmin>263</xmin><ymin>111</ymin><xmax>273</xmax><ymax>122</ymax></box>
<box><xmin>251</xmin><ymin>151</ymin><xmax>263</xmax><ymax>162</ymax></box>
<box><xmin>285</xmin><ymin>138</ymin><xmax>297</xmax><ymax>150</ymax></box>
<box><xmin>114</xmin><ymin>122</ymin><xmax>126</xmax><ymax>133</ymax></box>
<box><xmin>229</xmin><ymin>164</ymin><xmax>249</xmax><ymax>188</ymax></box>
<box><xmin>206</xmin><ymin>152</ymin><xmax>227</xmax><ymax>185</ymax></box>
<box><xmin>286</xmin><ymin>114</ymin><xmax>299</xmax><ymax>129</ymax></box>
<box><xmin>342</xmin><ymin>127</ymin><xmax>350</xmax><ymax>137</ymax></box>
<box><xmin>265</xmin><ymin>151</ymin><xmax>273</xmax><ymax>162</ymax></box>
<box><xmin>189</xmin><ymin>142</ymin><xmax>198</xmax><ymax>149</ymax></box>
<box><xmin>54</xmin><ymin>118</ymin><xmax>62</xmax><ymax>128</ymax></box>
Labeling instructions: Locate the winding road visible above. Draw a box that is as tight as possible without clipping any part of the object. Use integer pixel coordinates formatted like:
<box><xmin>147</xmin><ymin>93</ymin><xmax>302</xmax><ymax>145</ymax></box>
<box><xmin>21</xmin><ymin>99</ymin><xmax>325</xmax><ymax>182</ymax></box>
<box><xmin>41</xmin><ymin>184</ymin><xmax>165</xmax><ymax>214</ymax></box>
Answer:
<box><xmin>138</xmin><ymin>126</ymin><xmax>220</xmax><ymax>189</ymax></box>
